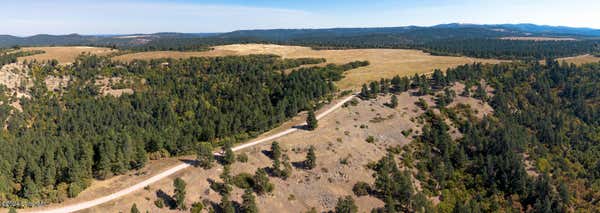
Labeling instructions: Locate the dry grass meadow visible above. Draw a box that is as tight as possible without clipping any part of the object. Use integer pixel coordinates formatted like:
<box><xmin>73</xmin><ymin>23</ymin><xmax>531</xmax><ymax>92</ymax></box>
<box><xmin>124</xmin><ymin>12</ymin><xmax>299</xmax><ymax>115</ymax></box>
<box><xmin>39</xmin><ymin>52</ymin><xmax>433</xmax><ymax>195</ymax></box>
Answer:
<box><xmin>113</xmin><ymin>44</ymin><xmax>502</xmax><ymax>89</ymax></box>
<box><xmin>18</xmin><ymin>46</ymin><xmax>116</xmax><ymax>64</ymax></box>
<box><xmin>500</xmin><ymin>36</ymin><xmax>577</xmax><ymax>41</ymax></box>
<box><xmin>557</xmin><ymin>54</ymin><xmax>600</xmax><ymax>65</ymax></box>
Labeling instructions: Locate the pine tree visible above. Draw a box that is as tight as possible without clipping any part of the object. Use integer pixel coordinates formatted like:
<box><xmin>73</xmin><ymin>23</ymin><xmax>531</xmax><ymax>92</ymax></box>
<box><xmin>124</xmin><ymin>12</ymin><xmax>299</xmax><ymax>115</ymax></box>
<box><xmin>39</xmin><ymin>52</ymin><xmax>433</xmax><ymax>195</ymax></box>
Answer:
<box><xmin>133</xmin><ymin>141</ymin><xmax>147</xmax><ymax>169</ymax></box>
<box><xmin>253</xmin><ymin>168</ymin><xmax>273</xmax><ymax>195</ymax></box>
<box><xmin>173</xmin><ymin>177</ymin><xmax>187</xmax><ymax>210</ymax></box>
<box><xmin>131</xmin><ymin>203</ymin><xmax>140</xmax><ymax>213</ymax></box>
<box><xmin>389</xmin><ymin>95</ymin><xmax>398</xmax><ymax>108</ymax></box>
<box><xmin>360</xmin><ymin>84</ymin><xmax>370</xmax><ymax>99</ymax></box>
<box><xmin>8</xmin><ymin>207</ymin><xmax>17</xmax><ymax>213</ymax></box>
<box><xmin>369</xmin><ymin>81</ymin><xmax>380</xmax><ymax>95</ymax></box>
<box><xmin>271</xmin><ymin>141</ymin><xmax>281</xmax><ymax>160</ymax></box>
<box><xmin>220</xmin><ymin>164</ymin><xmax>232</xmax><ymax>184</ymax></box>
<box><xmin>305</xmin><ymin>146</ymin><xmax>317</xmax><ymax>170</ymax></box>
<box><xmin>241</xmin><ymin>189</ymin><xmax>259</xmax><ymax>213</ymax></box>
<box><xmin>335</xmin><ymin>196</ymin><xmax>358</xmax><ymax>213</ymax></box>
<box><xmin>196</xmin><ymin>142</ymin><xmax>214</xmax><ymax>169</ymax></box>
<box><xmin>281</xmin><ymin>155</ymin><xmax>293</xmax><ymax>180</ymax></box>
<box><xmin>474</xmin><ymin>83</ymin><xmax>487</xmax><ymax>101</ymax></box>
<box><xmin>380</xmin><ymin>78</ymin><xmax>390</xmax><ymax>94</ymax></box>
<box><xmin>272</xmin><ymin>157</ymin><xmax>282</xmax><ymax>177</ymax></box>
<box><xmin>432</xmin><ymin>69</ymin><xmax>446</xmax><ymax>89</ymax></box>
<box><xmin>306</xmin><ymin>109</ymin><xmax>318</xmax><ymax>131</ymax></box>
<box><xmin>222</xmin><ymin>141</ymin><xmax>235</xmax><ymax>165</ymax></box>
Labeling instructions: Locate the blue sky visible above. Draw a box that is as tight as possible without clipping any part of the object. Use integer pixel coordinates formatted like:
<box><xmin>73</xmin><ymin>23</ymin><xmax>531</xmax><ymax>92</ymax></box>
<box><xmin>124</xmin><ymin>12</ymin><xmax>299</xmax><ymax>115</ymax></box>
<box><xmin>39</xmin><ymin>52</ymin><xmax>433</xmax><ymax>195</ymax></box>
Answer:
<box><xmin>3</xmin><ymin>0</ymin><xmax>600</xmax><ymax>35</ymax></box>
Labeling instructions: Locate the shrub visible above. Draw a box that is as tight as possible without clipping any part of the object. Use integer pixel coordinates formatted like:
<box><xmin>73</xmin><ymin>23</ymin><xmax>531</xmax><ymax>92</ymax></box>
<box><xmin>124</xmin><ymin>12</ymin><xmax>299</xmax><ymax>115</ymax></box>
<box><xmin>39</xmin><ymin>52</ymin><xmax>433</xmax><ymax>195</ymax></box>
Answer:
<box><xmin>365</xmin><ymin>135</ymin><xmax>375</xmax><ymax>143</ymax></box>
<box><xmin>353</xmin><ymin>181</ymin><xmax>371</xmax><ymax>196</ymax></box>
<box><xmin>154</xmin><ymin>199</ymin><xmax>164</xmax><ymax>208</ymax></box>
<box><xmin>237</xmin><ymin>153</ymin><xmax>249</xmax><ymax>163</ymax></box>
<box><xmin>232</xmin><ymin>173</ymin><xmax>255</xmax><ymax>189</ymax></box>
<box><xmin>190</xmin><ymin>202</ymin><xmax>204</xmax><ymax>213</ymax></box>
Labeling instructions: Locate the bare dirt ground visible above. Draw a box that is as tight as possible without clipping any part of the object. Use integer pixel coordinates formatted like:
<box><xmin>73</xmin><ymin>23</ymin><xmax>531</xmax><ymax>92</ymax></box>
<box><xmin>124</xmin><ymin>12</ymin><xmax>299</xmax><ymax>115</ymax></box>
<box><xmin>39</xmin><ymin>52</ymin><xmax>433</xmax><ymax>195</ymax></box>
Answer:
<box><xmin>26</xmin><ymin>87</ymin><xmax>492</xmax><ymax>213</ymax></box>
<box><xmin>499</xmin><ymin>37</ymin><xmax>577</xmax><ymax>41</ymax></box>
<box><xmin>18</xmin><ymin>46</ymin><xmax>117</xmax><ymax>64</ymax></box>
<box><xmin>113</xmin><ymin>44</ymin><xmax>502</xmax><ymax>89</ymax></box>
<box><xmin>557</xmin><ymin>54</ymin><xmax>600</xmax><ymax>65</ymax></box>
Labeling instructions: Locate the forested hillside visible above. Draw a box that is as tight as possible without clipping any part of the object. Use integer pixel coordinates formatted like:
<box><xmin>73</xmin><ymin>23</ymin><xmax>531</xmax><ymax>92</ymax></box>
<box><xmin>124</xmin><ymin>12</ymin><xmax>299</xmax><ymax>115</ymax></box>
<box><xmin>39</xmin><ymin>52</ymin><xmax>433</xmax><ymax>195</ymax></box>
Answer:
<box><xmin>2</xmin><ymin>24</ymin><xmax>600</xmax><ymax>60</ymax></box>
<box><xmin>0</xmin><ymin>54</ymin><xmax>367</xmax><ymax>203</ymax></box>
<box><xmin>357</xmin><ymin>60</ymin><xmax>599</xmax><ymax>212</ymax></box>
<box><xmin>137</xmin><ymin>28</ymin><xmax>600</xmax><ymax>60</ymax></box>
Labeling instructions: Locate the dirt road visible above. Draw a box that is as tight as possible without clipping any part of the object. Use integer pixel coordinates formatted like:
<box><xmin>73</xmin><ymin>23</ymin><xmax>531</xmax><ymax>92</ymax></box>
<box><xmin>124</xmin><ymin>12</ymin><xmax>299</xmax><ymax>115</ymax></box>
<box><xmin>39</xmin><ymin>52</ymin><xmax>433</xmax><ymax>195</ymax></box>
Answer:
<box><xmin>26</xmin><ymin>94</ymin><xmax>357</xmax><ymax>213</ymax></box>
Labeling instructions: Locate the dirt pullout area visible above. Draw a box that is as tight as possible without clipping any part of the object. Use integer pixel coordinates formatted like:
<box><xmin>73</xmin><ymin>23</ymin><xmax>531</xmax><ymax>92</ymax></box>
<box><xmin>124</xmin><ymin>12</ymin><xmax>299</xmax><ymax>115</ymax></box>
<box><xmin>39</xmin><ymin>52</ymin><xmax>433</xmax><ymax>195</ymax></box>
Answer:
<box><xmin>43</xmin><ymin>89</ymin><xmax>490</xmax><ymax>213</ymax></box>
<box><xmin>113</xmin><ymin>44</ymin><xmax>502</xmax><ymax>89</ymax></box>
<box><xmin>500</xmin><ymin>36</ymin><xmax>577</xmax><ymax>41</ymax></box>
<box><xmin>18</xmin><ymin>46</ymin><xmax>117</xmax><ymax>64</ymax></box>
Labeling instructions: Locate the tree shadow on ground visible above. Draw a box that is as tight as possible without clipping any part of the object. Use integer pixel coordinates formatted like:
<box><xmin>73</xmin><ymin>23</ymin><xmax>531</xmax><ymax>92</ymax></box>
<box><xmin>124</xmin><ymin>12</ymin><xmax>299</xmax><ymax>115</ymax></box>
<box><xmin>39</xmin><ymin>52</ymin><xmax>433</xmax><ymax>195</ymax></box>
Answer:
<box><xmin>156</xmin><ymin>189</ymin><xmax>176</xmax><ymax>209</ymax></box>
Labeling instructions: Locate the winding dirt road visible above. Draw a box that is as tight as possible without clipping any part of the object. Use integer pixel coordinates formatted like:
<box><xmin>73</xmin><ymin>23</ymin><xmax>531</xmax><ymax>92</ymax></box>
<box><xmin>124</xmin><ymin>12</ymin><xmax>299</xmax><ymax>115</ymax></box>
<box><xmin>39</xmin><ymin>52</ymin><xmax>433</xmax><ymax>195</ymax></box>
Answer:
<box><xmin>28</xmin><ymin>94</ymin><xmax>356</xmax><ymax>213</ymax></box>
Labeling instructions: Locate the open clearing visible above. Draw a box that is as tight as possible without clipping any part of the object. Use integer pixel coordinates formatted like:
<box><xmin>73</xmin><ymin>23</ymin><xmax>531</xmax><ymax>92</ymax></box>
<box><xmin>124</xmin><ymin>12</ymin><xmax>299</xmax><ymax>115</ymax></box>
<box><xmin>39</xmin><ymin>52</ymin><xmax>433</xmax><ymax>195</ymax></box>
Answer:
<box><xmin>113</xmin><ymin>44</ymin><xmax>502</xmax><ymax>89</ymax></box>
<box><xmin>23</xmin><ymin>84</ymin><xmax>492</xmax><ymax>213</ymax></box>
<box><xmin>17</xmin><ymin>46</ymin><xmax>116</xmax><ymax>64</ymax></box>
<box><xmin>500</xmin><ymin>36</ymin><xmax>577</xmax><ymax>41</ymax></box>
<box><xmin>557</xmin><ymin>54</ymin><xmax>600</xmax><ymax>65</ymax></box>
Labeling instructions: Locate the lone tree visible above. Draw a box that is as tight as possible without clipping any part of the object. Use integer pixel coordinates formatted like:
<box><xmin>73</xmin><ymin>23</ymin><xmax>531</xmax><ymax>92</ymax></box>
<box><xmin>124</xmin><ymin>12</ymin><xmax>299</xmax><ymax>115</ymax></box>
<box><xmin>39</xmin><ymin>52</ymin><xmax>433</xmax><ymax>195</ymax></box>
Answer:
<box><xmin>335</xmin><ymin>196</ymin><xmax>358</xmax><ymax>213</ymax></box>
<box><xmin>305</xmin><ymin>146</ymin><xmax>317</xmax><ymax>170</ymax></box>
<box><xmin>222</xmin><ymin>141</ymin><xmax>235</xmax><ymax>165</ymax></box>
<box><xmin>131</xmin><ymin>203</ymin><xmax>140</xmax><ymax>213</ymax></box>
<box><xmin>173</xmin><ymin>177</ymin><xmax>187</xmax><ymax>210</ymax></box>
<box><xmin>241</xmin><ymin>189</ymin><xmax>259</xmax><ymax>213</ymax></box>
<box><xmin>196</xmin><ymin>142</ymin><xmax>214</xmax><ymax>169</ymax></box>
<box><xmin>389</xmin><ymin>94</ymin><xmax>398</xmax><ymax>108</ymax></box>
<box><xmin>271</xmin><ymin>141</ymin><xmax>282</xmax><ymax>160</ymax></box>
<box><xmin>306</xmin><ymin>109</ymin><xmax>318</xmax><ymax>130</ymax></box>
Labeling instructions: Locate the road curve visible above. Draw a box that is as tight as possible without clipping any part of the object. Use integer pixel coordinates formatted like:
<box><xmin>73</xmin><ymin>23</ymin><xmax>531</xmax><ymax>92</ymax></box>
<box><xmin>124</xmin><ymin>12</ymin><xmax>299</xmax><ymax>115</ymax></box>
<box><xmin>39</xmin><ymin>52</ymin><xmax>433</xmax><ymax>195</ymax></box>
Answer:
<box><xmin>28</xmin><ymin>94</ymin><xmax>357</xmax><ymax>213</ymax></box>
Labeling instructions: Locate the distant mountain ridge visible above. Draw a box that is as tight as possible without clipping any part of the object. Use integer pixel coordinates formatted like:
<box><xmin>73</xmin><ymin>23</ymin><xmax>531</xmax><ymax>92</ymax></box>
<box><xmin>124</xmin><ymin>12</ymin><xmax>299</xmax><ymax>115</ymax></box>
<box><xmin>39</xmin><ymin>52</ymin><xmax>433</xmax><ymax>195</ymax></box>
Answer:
<box><xmin>1</xmin><ymin>23</ymin><xmax>599</xmax><ymax>48</ymax></box>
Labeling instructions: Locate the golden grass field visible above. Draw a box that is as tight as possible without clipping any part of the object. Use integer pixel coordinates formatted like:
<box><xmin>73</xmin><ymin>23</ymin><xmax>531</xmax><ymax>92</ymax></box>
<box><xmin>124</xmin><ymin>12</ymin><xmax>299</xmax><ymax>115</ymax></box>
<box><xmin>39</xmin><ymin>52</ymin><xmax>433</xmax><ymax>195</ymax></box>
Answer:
<box><xmin>500</xmin><ymin>36</ymin><xmax>577</xmax><ymax>41</ymax></box>
<box><xmin>18</xmin><ymin>46</ymin><xmax>116</xmax><ymax>64</ymax></box>
<box><xmin>557</xmin><ymin>54</ymin><xmax>600</xmax><ymax>65</ymax></box>
<box><xmin>113</xmin><ymin>44</ymin><xmax>503</xmax><ymax>89</ymax></box>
